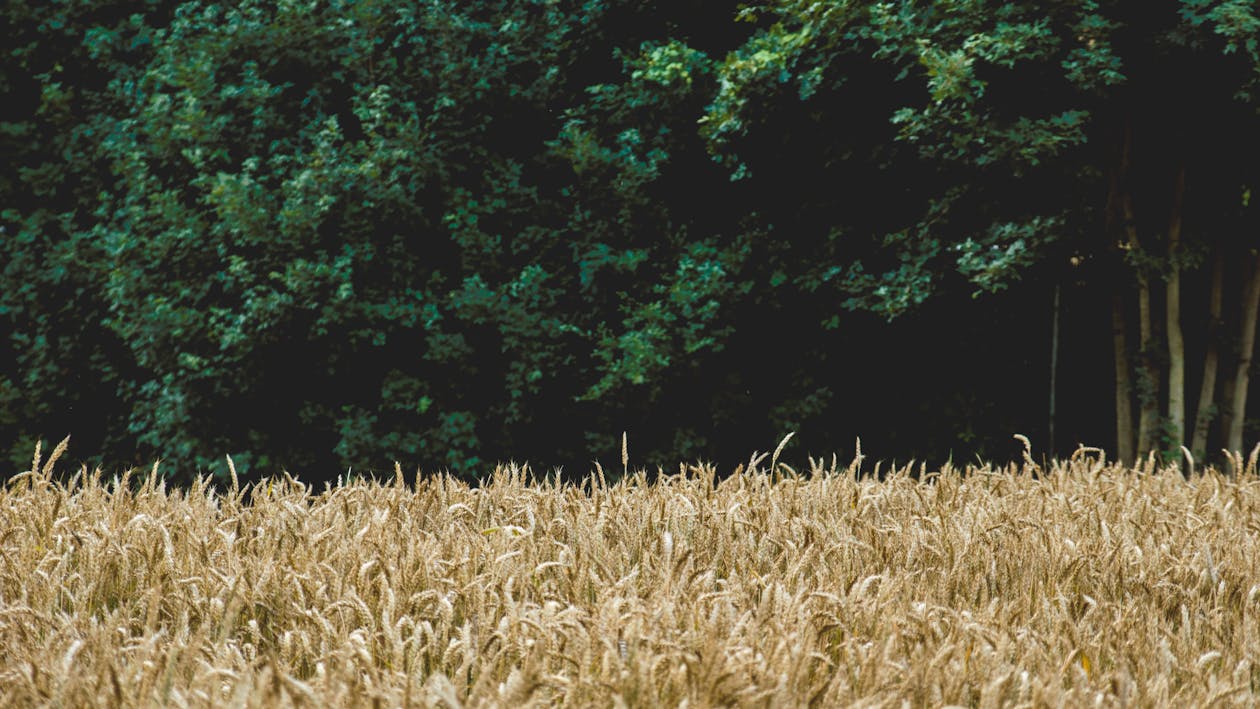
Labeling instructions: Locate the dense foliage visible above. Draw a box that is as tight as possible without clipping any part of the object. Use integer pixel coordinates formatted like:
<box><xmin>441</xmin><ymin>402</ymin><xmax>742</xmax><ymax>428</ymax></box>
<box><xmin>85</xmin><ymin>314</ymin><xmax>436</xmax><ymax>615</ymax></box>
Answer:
<box><xmin>4</xmin><ymin>0</ymin><xmax>1260</xmax><ymax>481</ymax></box>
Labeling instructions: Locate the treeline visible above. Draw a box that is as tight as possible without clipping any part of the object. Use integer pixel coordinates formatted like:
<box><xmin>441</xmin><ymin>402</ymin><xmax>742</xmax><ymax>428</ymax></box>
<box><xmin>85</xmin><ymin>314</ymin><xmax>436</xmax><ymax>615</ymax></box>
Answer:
<box><xmin>3</xmin><ymin>0</ymin><xmax>1259</xmax><ymax>482</ymax></box>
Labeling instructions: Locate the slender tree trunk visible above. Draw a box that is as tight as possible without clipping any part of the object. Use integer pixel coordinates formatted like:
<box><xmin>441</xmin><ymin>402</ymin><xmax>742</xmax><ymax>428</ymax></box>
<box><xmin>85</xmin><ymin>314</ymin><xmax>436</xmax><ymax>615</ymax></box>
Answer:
<box><xmin>1119</xmin><ymin>122</ymin><xmax>1159</xmax><ymax>456</ymax></box>
<box><xmin>1227</xmin><ymin>252</ymin><xmax>1260</xmax><ymax>454</ymax></box>
<box><xmin>1165</xmin><ymin>165</ymin><xmax>1187</xmax><ymax>448</ymax></box>
<box><xmin>1106</xmin><ymin>131</ymin><xmax>1135</xmax><ymax>465</ymax></box>
<box><xmin>1191</xmin><ymin>248</ymin><xmax>1224</xmax><ymax>460</ymax></box>
<box><xmin>1221</xmin><ymin>368</ymin><xmax>1238</xmax><ymax>455</ymax></box>
<box><xmin>1112</xmin><ymin>292</ymin><xmax>1135</xmax><ymax>464</ymax></box>
<box><xmin>1123</xmin><ymin>192</ymin><xmax>1158</xmax><ymax>455</ymax></box>
<box><xmin>1049</xmin><ymin>283</ymin><xmax>1060</xmax><ymax>455</ymax></box>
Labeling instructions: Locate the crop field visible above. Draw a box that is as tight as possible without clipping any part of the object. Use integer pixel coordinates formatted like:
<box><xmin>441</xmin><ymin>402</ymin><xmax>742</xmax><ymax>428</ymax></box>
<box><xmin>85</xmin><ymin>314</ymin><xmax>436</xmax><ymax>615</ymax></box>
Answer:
<box><xmin>2</xmin><ymin>438</ymin><xmax>1260</xmax><ymax>707</ymax></box>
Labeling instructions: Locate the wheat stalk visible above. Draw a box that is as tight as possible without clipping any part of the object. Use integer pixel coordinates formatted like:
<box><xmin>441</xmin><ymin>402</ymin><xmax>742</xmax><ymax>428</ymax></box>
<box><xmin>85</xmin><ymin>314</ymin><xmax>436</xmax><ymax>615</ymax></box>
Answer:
<box><xmin>0</xmin><ymin>444</ymin><xmax>1255</xmax><ymax>706</ymax></box>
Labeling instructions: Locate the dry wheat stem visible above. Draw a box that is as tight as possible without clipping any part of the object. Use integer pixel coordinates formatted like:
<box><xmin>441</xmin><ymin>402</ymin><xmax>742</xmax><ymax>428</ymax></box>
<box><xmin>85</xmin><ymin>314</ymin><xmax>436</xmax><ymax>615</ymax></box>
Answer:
<box><xmin>1</xmin><ymin>450</ymin><xmax>1259</xmax><ymax>707</ymax></box>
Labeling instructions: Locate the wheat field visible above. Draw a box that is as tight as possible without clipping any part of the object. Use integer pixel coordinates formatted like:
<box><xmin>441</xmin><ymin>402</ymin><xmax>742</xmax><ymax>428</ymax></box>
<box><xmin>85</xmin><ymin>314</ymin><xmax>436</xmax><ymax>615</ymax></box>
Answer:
<box><xmin>2</xmin><ymin>437</ymin><xmax>1260</xmax><ymax>708</ymax></box>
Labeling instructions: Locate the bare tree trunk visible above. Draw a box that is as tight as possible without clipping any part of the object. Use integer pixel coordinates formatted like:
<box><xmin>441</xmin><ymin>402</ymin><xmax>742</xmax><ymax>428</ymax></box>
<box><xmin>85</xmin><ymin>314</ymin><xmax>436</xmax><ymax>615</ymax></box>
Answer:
<box><xmin>1227</xmin><ymin>252</ymin><xmax>1260</xmax><ymax>454</ymax></box>
<box><xmin>1119</xmin><ymin>123</ymin><xmax>1159</xmax><ymax>457</ymax></box>
<box><xmin>1106</xmin><ymin>130</ymin><xmax>1136</xmax><ymax>465</ymax></box>
<box><xmin>1122</xmin><ymin>194</ymin><xmax>1158</xmax><ymax>455</ymax></box>
<box><xmin>1191</xmin><ymin>248</ymin><xmax>1224</xmax><ymax>460</ymax></box>
<box><xmin>1166</xmin><ymin>165</ymin><xmax>1187</xmax><ymax>448</ymax></box>
<box><xmin>1221</xmin><ymin>368</ymin><xmax>1238</xmax><ymax>455</ymax></box>
<box><xmin>1049</xmin><ymin>283</ymin><xmax>1060</xmax><ymax>455</ymax></box>
<box><xmin>1112</xmin><ymin>292</ymin><xmax>1135</xmax><ymax>464</ymax></box>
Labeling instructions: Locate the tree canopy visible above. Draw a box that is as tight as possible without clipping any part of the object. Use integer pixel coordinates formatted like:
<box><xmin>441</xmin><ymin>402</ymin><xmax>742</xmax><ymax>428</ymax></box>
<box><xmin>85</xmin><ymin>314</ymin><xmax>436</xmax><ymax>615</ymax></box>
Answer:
<box><xmin>4</xmin><ymin>0</ymin><xmax>1260</xmax><ymax>482</ymax></box>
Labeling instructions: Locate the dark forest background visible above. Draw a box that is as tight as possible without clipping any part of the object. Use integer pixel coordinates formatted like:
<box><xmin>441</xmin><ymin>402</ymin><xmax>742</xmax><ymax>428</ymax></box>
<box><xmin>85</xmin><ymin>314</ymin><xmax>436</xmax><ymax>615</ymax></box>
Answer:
<box><xmin>4</xmin><ymin>0</ymin><xmax>1260</xmax><ymax>484</ymax></box>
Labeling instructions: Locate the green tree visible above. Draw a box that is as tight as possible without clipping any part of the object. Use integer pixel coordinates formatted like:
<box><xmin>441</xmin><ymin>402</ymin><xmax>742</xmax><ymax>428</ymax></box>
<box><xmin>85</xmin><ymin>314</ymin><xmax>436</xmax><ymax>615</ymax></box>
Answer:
<box><xmin>41</xmin><ymin>0</ymin><xmax>759</xmax><ymax>480</ymax></box>
<box><xmin>2</xmin><ymin>0</ymin><xmax>172</xmax><ymax>470</ymax></box>
<box><xmin>707</xmin><ymin>0</ymin><xmax>1260</xmax><ymax>463</ymax></box>
<box><xmin>89</xmin><ymin>0</ymin><xmax>603</xmax><ymax>476</ymax></box>
<box><xmin>10</xmin><ymin>0</ymin><xmax>1260</xmax><ymax>482</ymax></box>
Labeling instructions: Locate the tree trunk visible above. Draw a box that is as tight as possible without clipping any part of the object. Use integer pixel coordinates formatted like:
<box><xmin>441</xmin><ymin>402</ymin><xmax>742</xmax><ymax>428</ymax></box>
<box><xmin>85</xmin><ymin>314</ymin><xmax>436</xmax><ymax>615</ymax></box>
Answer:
<box><xmin>1191</xmin><ymin>248</ymin><xmax>1224</xmax><ymax>460</ymax></box>
<box><xmin>1221</xmin><ymin>367</ymin><xmax>1238</xmax><ymax>455</ymax></box>
<box><xmin>1227</xmin><ymin>252</ymin><xmax>1260</xmax><ymax>454</ymax></box>
<box><xmin>1165</xmin><ymin>165</ymin><xmax>1186</xmax><ymax>449</ymax></box>
<box><xmin>1122</xmin><ymin>192</ymin><xmax>1158</xmax><ymax>456</ymax></box>
<box><xmin>1119</xmin><ymin>122</ymin><xmax>1159</xmax><ymax>457</ymax></box>
<box><xmin>1049</xmin><ymin>283</ymin><xmax>1060</xmax><ymax>455</ymax></box>
<box><xmin>1112</xmin><ymin>292</ymin><xmax>1135</xmax><ymax>464</ymax></box>
<box><xmin>1106</xmin><ymin>128</ymin><xmax>1136</xmax><ymax>465</ymax></box>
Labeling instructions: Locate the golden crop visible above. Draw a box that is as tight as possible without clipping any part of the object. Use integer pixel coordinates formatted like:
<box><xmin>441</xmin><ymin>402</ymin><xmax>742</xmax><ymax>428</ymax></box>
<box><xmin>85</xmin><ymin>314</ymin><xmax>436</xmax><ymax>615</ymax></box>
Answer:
<box><xmin>2</xmin><ymin>437</ymin><xmax>1259</xmax><ymax>707</ymax></box>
